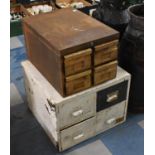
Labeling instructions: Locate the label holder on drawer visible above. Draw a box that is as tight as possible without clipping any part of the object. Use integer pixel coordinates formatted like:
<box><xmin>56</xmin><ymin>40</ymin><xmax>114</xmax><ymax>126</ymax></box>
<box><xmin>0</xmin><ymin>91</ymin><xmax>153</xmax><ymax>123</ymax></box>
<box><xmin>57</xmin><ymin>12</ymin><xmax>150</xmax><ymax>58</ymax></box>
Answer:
<box><xmin>72</xmin><ymin>109</ymin><xmax>83</xmax><ymax>117</ymax></box>
<box><xmin>106</xmin><ymin>90</ymin><xmax>119</xmax><ymax>103</ymax></box>
<box><xmin>73</xmin><ymin>133</ymin><xmax>84</xmax><ymax>141</ymax></box>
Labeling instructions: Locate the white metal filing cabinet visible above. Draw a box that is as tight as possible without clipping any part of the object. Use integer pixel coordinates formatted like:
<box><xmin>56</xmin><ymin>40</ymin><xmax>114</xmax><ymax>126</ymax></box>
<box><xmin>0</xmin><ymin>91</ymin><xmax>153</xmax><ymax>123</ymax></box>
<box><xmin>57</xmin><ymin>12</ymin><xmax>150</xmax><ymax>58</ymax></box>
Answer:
<box><xmin>22</xmin><ymin>60</ymin><xmax>131</xmax><ymax>152</ymax></box>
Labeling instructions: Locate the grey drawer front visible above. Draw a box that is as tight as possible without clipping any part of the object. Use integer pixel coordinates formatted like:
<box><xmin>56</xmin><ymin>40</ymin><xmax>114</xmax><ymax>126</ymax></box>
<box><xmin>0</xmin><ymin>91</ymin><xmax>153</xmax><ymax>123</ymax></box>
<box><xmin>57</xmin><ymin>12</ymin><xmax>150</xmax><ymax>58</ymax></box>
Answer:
<box><xmin>60</xmin><ymin>117</ymin><xmax>96</xmax><ymax>151</ymax></box>
<box><xmin>59</xmin><ymin>94</ymin><xmax>96</xmax><ymax>130</ymax></box>
<box><xmin>96</xmin><ymin>101</ymin><xmax>126</xmax><ymax>134</ymax></box>
<box><xmin>97</xmin><ymin>80</ymin><xmax>128</xmax><ymax>112</ymax></box>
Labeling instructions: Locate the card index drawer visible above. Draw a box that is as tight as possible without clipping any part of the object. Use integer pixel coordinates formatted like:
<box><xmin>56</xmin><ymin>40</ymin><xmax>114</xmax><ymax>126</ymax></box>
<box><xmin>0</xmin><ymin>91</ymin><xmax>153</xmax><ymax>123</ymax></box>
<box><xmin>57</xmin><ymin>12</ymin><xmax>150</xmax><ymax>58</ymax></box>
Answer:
<box><xmin>97</xmin><ymin>80</ymin><xmax>128</xmax><ymax>112</ymax></box>
<box><xmin>60</xmin><ymin>117</ymin><xmax>95</xmax><ymax>151</ymax></box>
<box><xmin>65</xmin><ymin>70</ymin><xmax>92</xmax><ymax>95</ymax></box>
<box><xmin>94</xmin><ymin>40</ymin><xmax>118</xmax><ymax>66</ymax></box>
<box><xmin>94</xmin><ymin>61</ymin><xmax>117</xmax><ymax>85</ymax></box>
<box><xmin>96</xmin><ymin>101</ymin><xmax>126</xmax><ymax>134</ymax></box>
<box><xmin>64</xmin><ymin>48</ymin><xmax>92</xmax><ymax>76</ymax></box>
<box><xmin>59</xmin><ymin>93</ymin><xmax>96</xmax><ymax>130</ymax></box>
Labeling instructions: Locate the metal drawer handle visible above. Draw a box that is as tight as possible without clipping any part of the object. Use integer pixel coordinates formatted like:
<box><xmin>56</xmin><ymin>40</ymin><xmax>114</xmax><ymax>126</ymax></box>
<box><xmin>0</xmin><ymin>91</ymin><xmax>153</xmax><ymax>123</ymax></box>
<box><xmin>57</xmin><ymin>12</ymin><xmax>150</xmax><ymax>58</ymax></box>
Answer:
<box><xmin>106</xmin><ymin>90</ymin><xmax>119</xmax><ymax>103</ymax></box>
<box><xmin>106</xmin><ymin>118</ymin><xmax>116</xmax><ymax>125</ymax></box>
<box><xmin>73</xmin><ymin>133</ymin><xmax>84</xmax><ymax>140</ymax></box>
<box><xmin>72</xmin><ymin>109</ymin><xmax>83</xmax><ymax>117</ymax></box>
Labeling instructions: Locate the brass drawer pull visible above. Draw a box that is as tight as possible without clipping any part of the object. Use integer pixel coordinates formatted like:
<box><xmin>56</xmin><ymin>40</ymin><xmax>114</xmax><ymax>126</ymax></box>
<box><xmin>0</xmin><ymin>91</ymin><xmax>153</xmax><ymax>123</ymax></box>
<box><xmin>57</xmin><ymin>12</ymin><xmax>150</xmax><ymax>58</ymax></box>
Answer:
<box><xmin>72</xmin><ymin>109</ymin><xmax>83</xmax><ymax>117</ymax></box>
<box><xmin>106</xmin><ymin>90</ymin><xmax>119</xmax><ymax>103</ymax></box>
<box><xmin>106</xmin><ymin>118</ymin><xmax>116</xmax><ymax>125</ymax></box>
<box><xmin>73</xmin><ymin>133</ymin><xmax>84</xmax><ymax>140</ymax></box>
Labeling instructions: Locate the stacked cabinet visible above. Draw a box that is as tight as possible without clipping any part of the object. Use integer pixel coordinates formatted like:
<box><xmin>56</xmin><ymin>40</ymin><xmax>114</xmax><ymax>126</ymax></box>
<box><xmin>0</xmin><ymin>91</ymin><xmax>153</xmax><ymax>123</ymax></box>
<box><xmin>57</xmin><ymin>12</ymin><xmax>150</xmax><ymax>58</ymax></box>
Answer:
<box><xmin>22</xmin><ymin>60</ymin><xmax>131</xmax><ymax>152</ymax></box>
<box><xmin>23</xmin><ymin>8</ymin><xmax>119</xmax><ymax>96</ymax></box>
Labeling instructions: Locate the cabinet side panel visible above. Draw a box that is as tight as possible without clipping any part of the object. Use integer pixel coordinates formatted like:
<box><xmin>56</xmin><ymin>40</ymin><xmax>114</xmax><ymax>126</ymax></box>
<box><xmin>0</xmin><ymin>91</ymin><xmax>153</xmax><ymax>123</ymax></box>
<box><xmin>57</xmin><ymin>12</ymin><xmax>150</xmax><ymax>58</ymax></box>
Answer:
<box><xmin>23</xmin><ymin>68</ymin><xmax>59</xmax><ymax>147</ymax></box>
<box><xmin>23</xmin><ymin>23</ymin><xmax>64</xmax><ymax>96</ymax></box>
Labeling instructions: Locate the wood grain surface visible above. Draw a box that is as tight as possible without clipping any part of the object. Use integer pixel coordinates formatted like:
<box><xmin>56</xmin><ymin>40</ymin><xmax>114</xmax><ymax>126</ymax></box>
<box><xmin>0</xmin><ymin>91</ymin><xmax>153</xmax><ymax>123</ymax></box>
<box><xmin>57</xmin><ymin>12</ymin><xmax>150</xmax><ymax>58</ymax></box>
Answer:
<box><xmin>94</xmin><ymin>40</ymin><xmax>118</xmax><ymax>66</ymax></box>
<box><xmin>94</xmin><ymin>61</ymin><xmax>118</xmax><ymax>85</ymax></box>
<box><xmin>23</xmin><ymin>8</ymin><xmax>119</xmax><ymax>55</ymax></box>
<box><xmin>64</xmin><ymin>48</ymin><xmax>92</xmax><ymax>76</ymax></box>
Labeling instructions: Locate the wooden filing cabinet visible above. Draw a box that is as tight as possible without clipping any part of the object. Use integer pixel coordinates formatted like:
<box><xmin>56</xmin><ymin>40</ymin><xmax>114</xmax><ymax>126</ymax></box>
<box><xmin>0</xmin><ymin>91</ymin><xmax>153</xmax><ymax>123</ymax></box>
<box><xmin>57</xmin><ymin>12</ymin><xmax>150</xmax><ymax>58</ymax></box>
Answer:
<box><xmin>22</xmin><ymin>60</ymin><xmax>131</xmax><ymax>152</ymax></box>
<box><xmin>23</xmin><ymin>8</ymin><xmax>119</xmax><ymax>96</ymax></box>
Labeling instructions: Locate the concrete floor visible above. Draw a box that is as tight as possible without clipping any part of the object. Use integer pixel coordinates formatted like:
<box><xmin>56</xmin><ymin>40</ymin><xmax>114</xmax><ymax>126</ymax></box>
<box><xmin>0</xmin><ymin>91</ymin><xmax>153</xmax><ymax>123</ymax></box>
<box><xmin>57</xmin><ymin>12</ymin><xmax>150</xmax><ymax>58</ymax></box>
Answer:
<box><xmin>10</xmin><ymin>35</ymin><xmax>144</xmax><ymax>155</ymax></box>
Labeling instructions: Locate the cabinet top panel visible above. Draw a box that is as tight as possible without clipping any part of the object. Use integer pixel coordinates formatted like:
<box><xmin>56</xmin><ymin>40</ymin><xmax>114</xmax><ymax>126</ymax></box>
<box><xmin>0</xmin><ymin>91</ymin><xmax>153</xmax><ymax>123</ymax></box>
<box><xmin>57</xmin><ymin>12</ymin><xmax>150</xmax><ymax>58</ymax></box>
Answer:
<box><xmin>23</xmin><ymin>8</ymin><xmax>119</xmax><ymax>55</ymax></box>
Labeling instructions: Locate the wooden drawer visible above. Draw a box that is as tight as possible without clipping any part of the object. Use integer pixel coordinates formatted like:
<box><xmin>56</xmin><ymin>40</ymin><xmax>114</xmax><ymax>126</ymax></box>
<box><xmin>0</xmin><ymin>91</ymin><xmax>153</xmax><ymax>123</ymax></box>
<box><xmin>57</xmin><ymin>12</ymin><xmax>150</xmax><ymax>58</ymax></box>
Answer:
<box><xmin>59</xmin><ymin>94</ymin><xmax>96</xmax><ymax>130</ymax></box>
<box><xmin>65</xmin><ymin>70</ymin><xmax>92</xmax><ymax>95</ymax></box>
<box><xmin>94</xmin><ymin>40</ymin><xmax>118</xmax><ymax>66</ymax></box>
<box><xmin>96</xmin><ymin>101</ymin><xmax>126</xmax><ymax>134</ymax></box>
<box><xmin>94</xmin><ymin>61</ymin><xmax>117</xmax><ymax>85</ymax></box>
<box><xmin>60</xmin><ymin>117</ymin><xmax>95</xmax><ymax>151</ymax></box>
<box><xmin>97</xmin><ymin>80</ymin><xmax>128</xmax><ymax>112</ymax></box>
<box><xmin>64</xmin><ymin>49</ymin><xmax>92</xmax><ymax>76</ymax></box>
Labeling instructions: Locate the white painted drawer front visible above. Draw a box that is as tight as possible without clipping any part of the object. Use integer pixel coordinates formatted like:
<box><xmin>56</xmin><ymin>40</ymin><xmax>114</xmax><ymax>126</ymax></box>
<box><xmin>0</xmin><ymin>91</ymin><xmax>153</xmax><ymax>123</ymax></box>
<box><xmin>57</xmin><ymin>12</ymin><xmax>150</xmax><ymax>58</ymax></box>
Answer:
<box><xmin>96</xmin><ymin>101</ymin><xmax>126</xmax><ymax>134</ymax></box>
<box><xmin>59</xmin><ymin>94</ymin><xmax>96</xmax><ymax>130</ymax></box>
<box><xmin>60</xmin><ymin>117</ymin><xmax>96</xmax><ymax>151</ymax></box>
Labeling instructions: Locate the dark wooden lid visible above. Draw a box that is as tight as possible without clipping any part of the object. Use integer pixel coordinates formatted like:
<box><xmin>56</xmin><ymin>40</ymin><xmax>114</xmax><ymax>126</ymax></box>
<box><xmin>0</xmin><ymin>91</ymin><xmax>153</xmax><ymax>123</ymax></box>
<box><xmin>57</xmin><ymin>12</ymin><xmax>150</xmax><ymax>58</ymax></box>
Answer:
<box><xmin>23</xmin><ymin>8</ymin><xmax>119</xmax><ymax>55</ymax></box>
